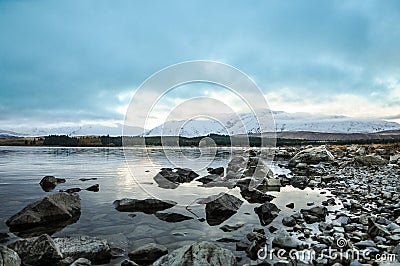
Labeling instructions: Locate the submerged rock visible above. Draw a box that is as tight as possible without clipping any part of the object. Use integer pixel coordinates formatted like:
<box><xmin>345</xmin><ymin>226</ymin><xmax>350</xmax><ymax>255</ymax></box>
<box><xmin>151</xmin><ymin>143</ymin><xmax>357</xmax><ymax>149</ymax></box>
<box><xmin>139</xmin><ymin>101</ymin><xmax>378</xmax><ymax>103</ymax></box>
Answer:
<box><xmin>39</xmin><ymin>176</ymin><xmax>66</xmax><ymax>192</ymax></box>
<box><xmin>9</xmin><ymin>234</ymin><xmax>63</xmax><ymax>265</ymax></box>
<box><xmin>254</xmin><ymin>202</ymin><xmax>281</xmax><ymax>226</ymax></box>
<box><xmin>289</xmin><ymin>146</ymin><xmax>334</xmax><ymax>166</ymax></box>
<box><xmin>6</xmin><ymin>193</ymin><xmax>81</xmax><ymax>237</ymax></box>
<box><xmin>113</xmin><ymin>198</ymin><xmax>177</xmax><ymax>214</ymax></box>
<box><xmin>204</xmin><ymin>193</ymin><xmax>243</xmax><ymax>226</ymax></box>
<box><xmin>128</xmin><ymin>243</ymin><xmax>167</xmax><ymax>264</ymax></box>
<box><xmin>0</xmin><ymin>245</ymin><xmax>21</xmax><ymax>266</ymax></box>
<box><xmin>53</xmin><ymin>235</ymin><xmax>112</xmax><ymax>264</ymax></box>
<box><xmin>86</xmin><ymin>184</ymin><xmax>99</xmax><ymax>192</ymax></box>
<box><xmin>272</xmin><ymin>230</ymin><xmax>305</xmax><ymax>250</ymax></box>
<box><xmin>153</xmin><ymin>241</ymin><xmax>236</xmax><ymax>266</ymax></box>
<box><xmin>154</xmin><ymin>212</ymin><xmax>193</xmax><ymax>223</ymax></box>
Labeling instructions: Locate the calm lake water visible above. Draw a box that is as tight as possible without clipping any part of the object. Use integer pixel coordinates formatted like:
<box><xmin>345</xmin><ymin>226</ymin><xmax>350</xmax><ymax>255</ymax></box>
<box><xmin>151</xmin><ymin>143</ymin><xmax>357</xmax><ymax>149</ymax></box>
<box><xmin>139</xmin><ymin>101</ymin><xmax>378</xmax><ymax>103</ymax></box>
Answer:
<box><xmin>0</xmin><ymin>146</ymin><xmax>338</xmax><ymax>264</ymax></box>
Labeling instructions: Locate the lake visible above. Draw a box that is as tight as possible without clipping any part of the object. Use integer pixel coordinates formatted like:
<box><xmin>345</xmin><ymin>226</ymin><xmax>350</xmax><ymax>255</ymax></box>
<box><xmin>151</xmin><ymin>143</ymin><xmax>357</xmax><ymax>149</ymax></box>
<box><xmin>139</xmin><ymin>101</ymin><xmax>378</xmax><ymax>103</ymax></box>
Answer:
<box><xmin>0</xmin><ymin>146</ymin><xmax>337</xmax><ymax>264</ymax></box>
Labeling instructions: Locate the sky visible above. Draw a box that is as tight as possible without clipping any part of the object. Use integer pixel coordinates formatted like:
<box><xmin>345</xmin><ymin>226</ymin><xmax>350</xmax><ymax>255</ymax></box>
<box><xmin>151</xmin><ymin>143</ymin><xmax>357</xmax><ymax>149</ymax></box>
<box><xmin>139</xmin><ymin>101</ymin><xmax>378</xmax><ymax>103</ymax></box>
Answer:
<box><xmin>1</xmin><ymin>0</ymin><xmax>400</xmax><ymax>129</ymax></box>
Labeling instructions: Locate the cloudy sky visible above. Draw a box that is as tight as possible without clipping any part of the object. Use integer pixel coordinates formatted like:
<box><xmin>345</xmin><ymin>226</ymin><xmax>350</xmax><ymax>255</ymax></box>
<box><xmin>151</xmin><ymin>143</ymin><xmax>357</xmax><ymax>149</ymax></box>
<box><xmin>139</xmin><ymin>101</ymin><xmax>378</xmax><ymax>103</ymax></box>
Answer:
<box><xmin>1</xmin><ymin>0</ymin><xmax>400</xmax><ymax>129</ymax></box>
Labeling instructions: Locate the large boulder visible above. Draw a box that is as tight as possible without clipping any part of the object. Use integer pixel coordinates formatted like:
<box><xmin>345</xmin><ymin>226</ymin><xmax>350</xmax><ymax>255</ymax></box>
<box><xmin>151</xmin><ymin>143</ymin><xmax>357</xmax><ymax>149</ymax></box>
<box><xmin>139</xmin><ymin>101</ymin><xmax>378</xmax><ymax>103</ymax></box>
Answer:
<box><xmin>153</xmin><ymin>241</ymin><xmax>236</xmax><ymax>266</ymax></box>
<box><xmin>0</xmin><ymin>245</ymin><xmax>21</xmax><ymax>266</ymax></box>
<box><xmin>8</xmin><ymin>234</ymin><xmax>63</xmax><ymax>265</ymax></box>
<box><xmin>204</xmin><ymin>193</ymin><xmax>243</xmax><ymax>226</ymax></box>
<box><xmin>53</xmin><ymin>235</ymin><xmax>112</xmax><ymax>264</ymax></box>
<box><xmin>6</xmin><ymin>193</ymin><xmax>81</xmax><ymax>237</ymax></box>
<box><xmin>289</xmin><ymin>146</ymin><xmax>334</xmax><ymax>166</ymax></box>
<box><xmin>254</xmin><ymin>202</ymin><xmax>281</xmax><ymax>226</ymax></box>
<box><xmin>128</xmin><ymin>243</ymin><xmax>167</xmax><ymax>264</ymax></box>
<box><xmin>355</xmin><ymin>155</ymin><xmax>388</xmax><ymax>166</ymax></box>
<box><xmin>113</xmin><ymin>198</ymin><xmax>177</xmax><ymax>214</ymax></box>
<box><xmin>39</xmin><ymin>176</ymin><xmax>66</xmax><ymax>192</ymax></box>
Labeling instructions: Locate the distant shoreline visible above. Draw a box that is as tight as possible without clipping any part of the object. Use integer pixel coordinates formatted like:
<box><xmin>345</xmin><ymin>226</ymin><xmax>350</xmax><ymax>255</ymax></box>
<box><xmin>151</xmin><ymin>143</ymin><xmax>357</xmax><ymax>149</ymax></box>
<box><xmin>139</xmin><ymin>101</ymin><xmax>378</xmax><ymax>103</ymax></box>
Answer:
<box><xmin>1</xmin><ymin>132</ymin><xmax>400</xmax><ymax>147</ymax></box>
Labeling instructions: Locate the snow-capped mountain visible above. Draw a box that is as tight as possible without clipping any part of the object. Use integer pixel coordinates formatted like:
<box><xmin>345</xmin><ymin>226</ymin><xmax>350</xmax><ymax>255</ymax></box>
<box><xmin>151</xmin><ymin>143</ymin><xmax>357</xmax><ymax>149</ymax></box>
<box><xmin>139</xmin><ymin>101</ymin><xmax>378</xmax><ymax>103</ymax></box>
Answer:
<box><xmin>145</xmin><ymin>110</ymin><xmax>400</xmax><ymax>137</ymax></box>
<box><xmin>0</xmin><ymin>124</ymin><xmax>143</xmax><ymax>137</ymax></box>
<box><xmin>2</xmin><ymin>111</ymin><xmax>400</xmax><ymax>137</ymax></box>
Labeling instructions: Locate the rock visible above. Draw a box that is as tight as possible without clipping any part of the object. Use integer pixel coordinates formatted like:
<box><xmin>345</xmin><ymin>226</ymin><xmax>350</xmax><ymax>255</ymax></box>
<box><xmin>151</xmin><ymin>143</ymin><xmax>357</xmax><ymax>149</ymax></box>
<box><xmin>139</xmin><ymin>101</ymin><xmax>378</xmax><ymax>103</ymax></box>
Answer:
<box><xmin>389</xmin><ymin>154</ymin><xmax>400</xmax><ymax>164</ymax></box>
<box><xmin>153</xmin><ymin>173</ymin><xmax>180</xmax><ymax>189</ymax></box>
<box><xmin>286</xmin><ymin>203</ymin><xmax>295</xmax><ymax>209</ymax></box>
<box><xmin>195</xmin><ymin>174</ymin><xmax>220</xmax><ymax>184</ymax></box>
<box><xmin>254</xmin><ymin>202</ymin><xmax>281</xmax><ymax>226</ymax></box>
<box><xmin>368</xmin><ymin>219</ymin><xmax>390</xmax><ymax>238</ymax></box>
<box><xmin>6</xmin><ymin>193</ymin><xmax>81</xmax><ymax>237</ymax></box>
<box><xmin>272</xmin><ymin>230</ymin><xmax>305</xmax><ymax>250</ymax></box>
<box><xmin>207</xmin><ymin>167</ymin><xmax>224</xmax><ymax>176</ymax></box>
<box><xmin>70</xmin><ymin>258</ymin><xmax>92</xmax><ymax>266</ymax></box>
<box><xmin>300</xmin><ymin>206</ymin><xmax>327</xmax><ymax>223</ymax></box>
<box><xmin>39</xmin><ymin>176</ymin><xmax>65</xmax><ymax>192</ymax></box>
<box><xmin>355</xmin><ymin>155</ymin><xmax>388</xmax><ymax>166</ymax></box>
<box><xmin>121</xmin><ymin>259</ymin><xmax>139</xmax><ymax>266</ymax></box>
<box><xmin>154</xmin><ymin>212</ymin><xmax>193</xmax><ymax>223</ymax></box>
<box><xmin>113</xmin><ymin>198</ymin><xmax>177</xmax><ymax>214</ymax></box>
<box><xmin>0</xmin><ymin>232</ymin><xmax>9</xmax><ymax>243</ymax></box>
<box><xmin>157</xmin><ymin>168</ymin><xmax>199</xmax><ymax>184</ymax></box>
<box><xmin>53</xmin><ymin>235</ymin><xmax>111</xmax><ymax>264</ymax></box>
<box><xmin>8</xmin><ymin>234</ymin><xmax>63</xmax><ymax>265</ymax></box>
<box><xmin>220</xmin><ymin>223</ymin><xmax>244</xmax><ymax>232</ymax></box>
<box><xmin>0</xmin><ymin>245</ymin><xmax>21</xmax><ymax>266</ymax></box>
<box><xmin>289</xmin><ymin>146</ymin><xmax>334</xmax><ymax>166</ymax></box>
<box><xmin>60</xmin><ymin>188</ymin><xmax>81</xmax><ymax>193</ymax></box>
<box><xmin>282</xmin><ymin>216</ymin><xmax>297</xmax><ymax>227</ymax></box>
<box><xmin>204</xmin><ymin>193</ymin><xmax>243</xmax><ymax>226</ymax></box>
<box><xmin>354</xmin><ymin>240</ymin><xmax>376</xmax><ymax>248</ymax></box>
<box><xmin>79</xmin><ymin>178</ymin><xmax>97</xmax><ymax>182</ymax></box>
<box><xmin>86</xmin><ymin>184</ymin><xmax>99</xmax><ymax>192</ymax></box>
<box><xmin>153</xmin><ymin>241</ymin><xmax>236</xmax><ymax>266</ymax></box>
<box><xmin>290</xmin><ymin>176</ymin><xmax>309</xmax><ymax>189</ymax></box>
<box><xmin>128</xmin><ymin>243</ymin><xmax>167</xmax><ymax>264</ymax></box>
<box><xmin>267</xmin><ymin>178</ymin><xmax>281</xmax><ymax>187</ymax></box>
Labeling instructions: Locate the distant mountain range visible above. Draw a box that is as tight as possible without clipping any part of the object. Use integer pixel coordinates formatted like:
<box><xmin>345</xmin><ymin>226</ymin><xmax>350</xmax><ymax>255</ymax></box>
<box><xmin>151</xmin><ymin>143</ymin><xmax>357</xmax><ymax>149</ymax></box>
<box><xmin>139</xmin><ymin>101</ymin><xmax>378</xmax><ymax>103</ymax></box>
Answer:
<box><xmin>1</xmin><ymin>110</ymin><xmax>400</xmax><ymax>138</ymax></box>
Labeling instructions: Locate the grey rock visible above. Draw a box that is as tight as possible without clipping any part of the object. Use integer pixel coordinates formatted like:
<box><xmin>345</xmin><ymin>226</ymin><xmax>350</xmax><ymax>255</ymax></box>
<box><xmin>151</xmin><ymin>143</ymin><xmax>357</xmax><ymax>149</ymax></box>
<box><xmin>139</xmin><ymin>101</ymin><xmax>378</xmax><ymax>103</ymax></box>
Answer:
<box><xmin>53</xmin><ymin>235</ymin><xmax>112</xmax><ymax>264</ymax></box>
<box><xmin>0</xmin><ymin>245</ymin><xmax>21</xmax><ymax>266</ymax></box>
<box><xmin>6</xmin><ymin>193</ymin><xmax>81</xmax><ymax>237</ymax></box>
<box><xmin>195</xmin><ymin>174</ymin><xmax>220</xmax><ymax>184</ymax></box>
<box><xmin>272</xmin><ymin>230</ymin><xmax>305</xmax><ymax>249</ymax></box>
<box><xmin>368</xmin><ymin>219</ymin><xmax>390</xmax><ymax>238</ymax></box>
<box><xmin>220</xmin><ymin>223</ymin><xmax>244</xmax><ymax>232</ymax></box>
<box><xmin>355</xmin><ymin>155</ymin><xmax>388</xmax><ymax>166</ymax></box>
<box><xmin>153</xmin><ymin>241</ymin><xmax>236</xmax><ymax>266</ymax></box>
<box><xmin>121</xmin><ymin>259</ymin><xmax>139</xmax><ymax>266</ymax></box>
<box><xmin>8</xmin><ymin>234</ymin><xmax>63</xmax><ymax>265</ymax></box>
<box><xmin>282</xmin><ymin>216</ymin><xmax>297</xmax><ymax>227</ymax></box>
<box><xmin>128</xmin><ymin>243</ymin><xmax>167</xmax><ymax>264</ymax></box>
<box><xmin>113</xmin><ymin>198</ymin><xmax>177</xmax><ymax>214</ymax></box>
<box><xmin>204</xmin><ymin>193</ymin><xmax>243</xmax><ymax>226</ymax></box>
<box><xmin>39</xmin><ymin>176</ymin><xmax>65</xmax><ymax>192</ymax></box>
<box><xmin>70</xmin><ymin>258</ymin><xmax>91</xmax><ymax>266</ymax></box>
<box><xmin>254</xmin><ymin>202</ymin><xmax>281</xmax><ymax>226</ymax></box>
<box><xmin>354</xmin><ymin>240</ymin><xmax>377</xmax><ymax>248</ymax></box>
<box><xmin>85</xmin><ymin>184</ymin><xmax>99</xmax><ymax>192</ymax></box>
<box><xmin>300</xmin><ymin>206</ymin><xmax>327</xmax><ymax>223</ymax></box>
<box><xmin>154</xmin><ymin>212</ymin><xmax>193</xmax><ymax>223</ymax></box>
<box><xmin>207</xmin><ymin>167</ymin><xmax>224</xmax><ymax>176</ymax></box>
<box><xmin>289</xmin><ymin>146</ymin><xmax>334</xmax><ymax>166</ymax></box>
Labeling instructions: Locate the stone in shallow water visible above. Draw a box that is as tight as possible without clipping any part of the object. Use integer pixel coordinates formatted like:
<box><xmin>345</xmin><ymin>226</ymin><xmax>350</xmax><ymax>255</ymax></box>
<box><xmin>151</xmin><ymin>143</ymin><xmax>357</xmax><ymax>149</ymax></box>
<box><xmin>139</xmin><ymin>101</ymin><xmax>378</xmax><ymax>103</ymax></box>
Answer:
<box><xmin>70</xmin><ymin>258</ymin><xmax>92</xmax><ymax>266</ymax></box>
<box><xmin>204</xmin><ymin>193</ymin><xmax>243</xmax><ymax>226</ymax></box>
<box><xmin>113</xmin><ymin>198</ymin><xmax>177</xmax><ymax>214</ymax></box>
<box><xmin>128</xmin><ymin>243</ymin><xmax>167</xmax><ymax>264</ymax></box>
<box><xmin>300</xmin><ymin>206</ymin><xmax>327</xmax><ymax>223</ymax></box>
<box><xmin>288</xmin><ymin>145</ymin><xmax>334</xmax><ymax>167</ymax></box>
<box><xmin>154</xmin><ymin>212</ymin><xmax>193</xmax><ymax>223</ymax></box>
<box><xmin>220</xmin><ymin>223</ymin><xmax>244</xmax><ymax>232</ymax></box>
<box><xmin>153</xmin><ymin>241</ymin><xmax>236</xmax><ymax>266</ymax></box>
<box><xmin>53</xmin><ymin>235</ymin><xmax>112</xmax><ymax>264</ymax></box>
<box><xmin>272</xmin><ymin>230</ymin><xmax>305</xmax><ymax>250</ymax></box>
<box><xmin>6</xmin><ymin>192</ymin><xmax>81</xmax><ymax>237</ymax></box>
<box><xmin>254</xmin><ymin>202</ymin><xmax>281</xmax><ymax>226</ymax></box>
<box><xmin>8</xmin><ymin>234</ymin><xmax>63</xmax><ymax>266</ymax></box>
<box><xmin>282</xmin><ymin>216</ymin><xmax>296</xmax><ymax>227</ymax></box>
<box><xmin>0</xmin><ymin>245</ymin><xmax>21</xmax><ymax>266</ymax></box>
<box><xmin>39</xmin><ymin>175</ymin><xmax>66</xmax><ymax>192</ymax></box>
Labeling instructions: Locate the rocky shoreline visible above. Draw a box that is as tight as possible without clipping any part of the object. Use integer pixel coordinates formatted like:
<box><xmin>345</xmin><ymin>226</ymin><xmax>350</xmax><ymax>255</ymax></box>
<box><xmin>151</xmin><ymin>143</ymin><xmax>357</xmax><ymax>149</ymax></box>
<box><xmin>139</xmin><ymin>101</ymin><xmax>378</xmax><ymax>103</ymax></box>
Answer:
<box><xmin>1</xmin><ymin>144</ymin><xmax>399</xmax><ymax>265</ymax></box>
